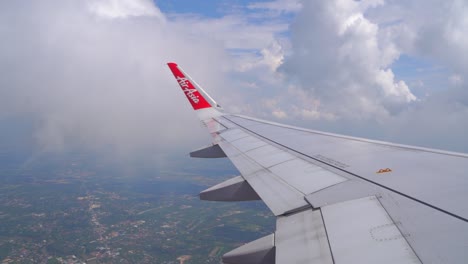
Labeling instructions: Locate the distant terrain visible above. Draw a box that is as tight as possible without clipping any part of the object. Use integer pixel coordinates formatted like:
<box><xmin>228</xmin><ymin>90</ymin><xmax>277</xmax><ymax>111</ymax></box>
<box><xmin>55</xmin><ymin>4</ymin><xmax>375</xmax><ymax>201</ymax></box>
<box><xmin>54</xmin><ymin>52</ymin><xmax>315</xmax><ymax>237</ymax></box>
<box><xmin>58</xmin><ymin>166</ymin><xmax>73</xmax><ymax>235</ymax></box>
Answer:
<box><xmin>0</xmin><ymin>148</ymin><xmax>274</xmax><ymax>263</ymax></box>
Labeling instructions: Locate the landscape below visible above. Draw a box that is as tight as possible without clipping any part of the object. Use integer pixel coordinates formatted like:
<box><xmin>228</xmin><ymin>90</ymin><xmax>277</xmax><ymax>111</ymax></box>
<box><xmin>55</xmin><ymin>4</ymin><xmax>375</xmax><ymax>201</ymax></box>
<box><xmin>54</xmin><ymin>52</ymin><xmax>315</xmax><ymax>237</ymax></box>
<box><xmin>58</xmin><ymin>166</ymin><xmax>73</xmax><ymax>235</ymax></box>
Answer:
<box><xmin>0</xmin><ymin>147</ymin><xmax>274</xmax><ymax>264</ymax></box>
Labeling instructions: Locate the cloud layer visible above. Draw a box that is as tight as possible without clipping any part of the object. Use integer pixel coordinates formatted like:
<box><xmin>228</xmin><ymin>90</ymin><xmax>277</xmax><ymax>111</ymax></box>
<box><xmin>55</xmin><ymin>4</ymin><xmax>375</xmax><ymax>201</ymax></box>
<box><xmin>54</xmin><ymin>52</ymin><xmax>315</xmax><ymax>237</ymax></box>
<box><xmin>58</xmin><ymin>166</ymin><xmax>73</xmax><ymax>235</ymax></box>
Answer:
<box><xmin>1</xmin><ymin>0</ymin><xmax>467</xmax><ymax>156</ymax></box>
<box><xmin>0</xmin><ymin>0</ymin><xmax>231</xmax><ymax>156</ymax></box>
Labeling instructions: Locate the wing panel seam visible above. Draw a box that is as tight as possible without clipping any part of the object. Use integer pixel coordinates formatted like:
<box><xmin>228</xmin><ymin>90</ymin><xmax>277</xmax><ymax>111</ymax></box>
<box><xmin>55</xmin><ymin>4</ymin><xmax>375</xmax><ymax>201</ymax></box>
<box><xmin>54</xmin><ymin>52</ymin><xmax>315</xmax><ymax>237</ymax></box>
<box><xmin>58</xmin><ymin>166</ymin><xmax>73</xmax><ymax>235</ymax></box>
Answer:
<box><xmin>375</xmin><ymin>196</ymin><xmax>424</xmax><ymax>263</ymax></box>
<box><xmin>320</xmin><ymin>209</ymin><xmax>336</xmax><ymax>264</ymax></box>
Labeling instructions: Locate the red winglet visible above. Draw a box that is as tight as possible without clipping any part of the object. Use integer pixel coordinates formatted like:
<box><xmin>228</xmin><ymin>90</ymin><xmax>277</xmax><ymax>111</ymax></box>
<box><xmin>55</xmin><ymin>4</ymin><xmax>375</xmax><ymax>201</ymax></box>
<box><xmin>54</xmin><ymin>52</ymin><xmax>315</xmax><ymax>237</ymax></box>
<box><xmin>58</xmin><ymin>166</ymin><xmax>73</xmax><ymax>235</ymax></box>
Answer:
<box><xmin>167</xmin><ymin>62</ymin><xmax>212</xmax><ymax>110</ymax></box>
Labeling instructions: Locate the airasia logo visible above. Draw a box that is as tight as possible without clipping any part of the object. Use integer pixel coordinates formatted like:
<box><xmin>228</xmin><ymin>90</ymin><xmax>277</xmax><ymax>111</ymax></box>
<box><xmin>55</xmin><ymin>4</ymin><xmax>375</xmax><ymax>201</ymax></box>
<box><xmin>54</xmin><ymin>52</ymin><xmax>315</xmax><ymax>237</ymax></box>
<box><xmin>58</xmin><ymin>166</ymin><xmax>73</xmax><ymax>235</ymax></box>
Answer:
<box><xmin>176</xmin><ymin>76</ymin><xmax>200</xmax><ymax>104</ymax></box>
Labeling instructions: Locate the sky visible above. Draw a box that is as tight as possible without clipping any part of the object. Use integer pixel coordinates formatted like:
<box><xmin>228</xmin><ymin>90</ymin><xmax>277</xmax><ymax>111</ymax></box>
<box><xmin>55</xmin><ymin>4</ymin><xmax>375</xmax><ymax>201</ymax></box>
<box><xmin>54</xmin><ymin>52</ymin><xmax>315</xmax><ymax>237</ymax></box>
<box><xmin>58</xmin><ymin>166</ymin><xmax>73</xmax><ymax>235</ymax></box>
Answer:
<box><xmin>0</xmin><ymin>0</ymin><xmax>467</xmax><ymax>162</ymax></box>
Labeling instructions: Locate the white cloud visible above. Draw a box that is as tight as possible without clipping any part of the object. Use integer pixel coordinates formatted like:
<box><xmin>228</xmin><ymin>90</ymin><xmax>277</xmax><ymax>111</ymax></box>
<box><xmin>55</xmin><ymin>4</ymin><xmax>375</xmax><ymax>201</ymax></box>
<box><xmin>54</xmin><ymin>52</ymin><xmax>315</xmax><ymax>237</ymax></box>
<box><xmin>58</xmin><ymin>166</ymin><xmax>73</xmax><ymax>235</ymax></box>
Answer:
<box><xmin>368</xmin><ymin>0</ymin><xmax>468</xmax><ymax>75</ymax></box>
<box><xmin>234</xmin><ymin>40</ymin><xmax>285</xmax><ymax>72</ymax></box>
<box><xmin>280</xmin><ymin>0</ymin><xmax>416</xmax><ymax>120</ymax></box>
<box><xmin>272</xmin><ymin>109</ymin><xmax>287</xmax><ymax>119</ymax></box>
<box><xmin>168</xmin><ymin>14</ymin><xmax>288</xmax><ymax>51</ymax></box>
<box><xmin>375</xmin><ymin>69</ymin><xmax>416</xmax><ymax>102</ymax></box>
<box><xmin>0</xmin><ymin>0</ymin><xmax>229</xmax><ymax>155</ymax></box>
<box><xmin>260</xmin><ymin>40</ymin><xmax>284</xmax><ymax>71</ymax></box>
<box><xmin>87</xmin><ymin>0</ymin><xmax>164</xmax><ymax>20</ymax></box>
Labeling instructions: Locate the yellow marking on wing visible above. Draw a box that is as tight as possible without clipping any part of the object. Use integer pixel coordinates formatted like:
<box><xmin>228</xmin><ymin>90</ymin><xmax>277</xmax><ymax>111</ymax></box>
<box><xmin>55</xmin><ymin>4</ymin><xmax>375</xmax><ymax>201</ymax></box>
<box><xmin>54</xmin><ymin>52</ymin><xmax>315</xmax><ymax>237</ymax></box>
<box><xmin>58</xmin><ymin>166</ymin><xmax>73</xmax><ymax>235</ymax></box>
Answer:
<box><xmin>376</xmin><ymin>168</ymin><xmax>392</xmax><ymax>174</ymax></box>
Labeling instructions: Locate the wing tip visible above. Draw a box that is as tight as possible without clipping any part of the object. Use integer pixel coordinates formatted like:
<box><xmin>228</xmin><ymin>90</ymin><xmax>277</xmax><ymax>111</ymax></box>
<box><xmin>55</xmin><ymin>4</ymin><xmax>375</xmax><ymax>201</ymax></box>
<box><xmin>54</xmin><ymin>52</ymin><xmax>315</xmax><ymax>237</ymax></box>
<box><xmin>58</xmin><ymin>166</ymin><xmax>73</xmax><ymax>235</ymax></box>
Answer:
<box><xmin>167</xmin><ymin>62</ymin><xmax>214</xmax><ymax>110</ymax></box>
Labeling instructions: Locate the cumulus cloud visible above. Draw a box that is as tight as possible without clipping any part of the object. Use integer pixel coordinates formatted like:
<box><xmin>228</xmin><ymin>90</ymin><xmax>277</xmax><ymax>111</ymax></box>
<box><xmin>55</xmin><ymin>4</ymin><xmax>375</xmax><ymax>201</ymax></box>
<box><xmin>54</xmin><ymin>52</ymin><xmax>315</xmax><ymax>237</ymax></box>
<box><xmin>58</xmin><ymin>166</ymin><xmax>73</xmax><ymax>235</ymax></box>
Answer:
<box><xmin>280</xmin><ymin>0</ymin><xmax>416</xmax><ymax>120</ymax></box>
<box><xmin>250</xmin><ymin>0</ymin><xmax>467</xmax><ymax>152</ymax></box>
<box><xmin>87</xmin><ymin>0</ymin><xmax>165</xmax><ymax>19</ymax></box>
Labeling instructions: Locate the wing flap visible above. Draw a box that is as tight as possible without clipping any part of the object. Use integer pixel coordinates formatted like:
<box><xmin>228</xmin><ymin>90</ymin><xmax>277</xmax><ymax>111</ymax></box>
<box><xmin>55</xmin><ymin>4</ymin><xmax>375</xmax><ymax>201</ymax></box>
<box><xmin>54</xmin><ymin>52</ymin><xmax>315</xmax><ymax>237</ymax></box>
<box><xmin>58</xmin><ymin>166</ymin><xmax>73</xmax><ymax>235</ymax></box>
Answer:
<box><xmin>274</xmin><ymin>196</ymin><xmax>422</xmax><ymax>264</ymax></box>
<box><xmin>244</xmin><ymin>144</ymin><xmax>296</xmax><ymax>168</ymax></box>
<box><xmin>276</xmin><ymin>209</ymin><xmax>333</xmax><ymax>264</ymax></box>
<box><xmin>244</xmin><ymin>170</ymin><xmax>310</xmax><ymax>215</ymax></box>
<box><xmin>215</xmin><ymin>120</ymin><xmax>348</xmax><ymax>215</ymax></box>
<box><xmin>269</xmin><ymin>158</ymin><xmax>346</xmax><ymax>195</ymax></box>
<box><xmin>219</xmin><ymin>138</ymin><xmax>309</xmax><ymax>215</ymax></box>
<box><xmin>322</xmin><ymin>196</ymin><xmax>421</xmax><ymax>264</ymax></box>
<box><xmin>306</xmin><ymin>180</ymin><xmax>378</xmax><ymax>208</ymax></box>
<box><xmin>223</xmin><ymin>234</ymin><xmax>275</xmax><ymax>264</ymax></box>
<box><xmin>216</xmin><ymin>129</ymin><xmax>349</xmax><ymax>215</ymax></box>
<box><xmin>190</xmin><ymin>144</ymin><xmax>227</xmax><ymax>158</ymax></box>
<box><xmin>200</xmin><ymin>175</ymin><xmax>260</xmax><ymax>201</ymax></box>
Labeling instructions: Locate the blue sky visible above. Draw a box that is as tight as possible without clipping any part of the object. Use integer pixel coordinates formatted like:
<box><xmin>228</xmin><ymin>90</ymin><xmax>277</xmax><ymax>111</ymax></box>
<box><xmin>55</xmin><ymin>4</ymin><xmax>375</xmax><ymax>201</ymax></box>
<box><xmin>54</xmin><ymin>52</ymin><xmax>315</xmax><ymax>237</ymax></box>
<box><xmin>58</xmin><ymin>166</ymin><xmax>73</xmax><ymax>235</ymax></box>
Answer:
<box><xmin>156</xmin><ymin>0</ymin><xmax>289</xmax><ymax>17</ymax></box>
<box><xmin>156</xmin><ymin>0</ymin><xmax>249</xmax><ymax>17</ymax></box>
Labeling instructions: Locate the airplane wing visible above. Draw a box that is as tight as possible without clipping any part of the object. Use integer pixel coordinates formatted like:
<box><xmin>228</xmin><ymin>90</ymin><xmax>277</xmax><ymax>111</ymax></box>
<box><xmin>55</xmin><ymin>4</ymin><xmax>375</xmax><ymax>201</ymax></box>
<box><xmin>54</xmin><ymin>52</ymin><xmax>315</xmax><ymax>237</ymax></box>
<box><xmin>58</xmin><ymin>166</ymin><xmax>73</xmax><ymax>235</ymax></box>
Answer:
<box><xmin>167</xmin><ymin>62</ymin><xmax>468</xmax><ymax>264</ymax></box>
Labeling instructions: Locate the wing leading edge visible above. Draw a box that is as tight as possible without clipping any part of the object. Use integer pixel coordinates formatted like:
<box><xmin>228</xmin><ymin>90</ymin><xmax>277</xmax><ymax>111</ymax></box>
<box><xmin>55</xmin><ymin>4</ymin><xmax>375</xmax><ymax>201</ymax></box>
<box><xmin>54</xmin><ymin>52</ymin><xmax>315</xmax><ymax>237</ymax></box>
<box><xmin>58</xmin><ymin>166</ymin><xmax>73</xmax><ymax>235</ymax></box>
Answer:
<box><xmin>167</xmin><ymin>63</ymin><xmax>468</xmax><ymax>264</ymax></box>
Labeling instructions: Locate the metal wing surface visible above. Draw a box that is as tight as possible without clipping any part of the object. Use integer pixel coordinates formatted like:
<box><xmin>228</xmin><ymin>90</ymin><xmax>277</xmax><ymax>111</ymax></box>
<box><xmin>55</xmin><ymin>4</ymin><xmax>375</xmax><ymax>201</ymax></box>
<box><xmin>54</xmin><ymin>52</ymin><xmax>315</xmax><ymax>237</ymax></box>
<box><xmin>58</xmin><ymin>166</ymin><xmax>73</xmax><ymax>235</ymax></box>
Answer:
<box><xmin>167</xmin><ymin>62</ymin><xmax>468</xmax><ymax>264</ymax></box>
